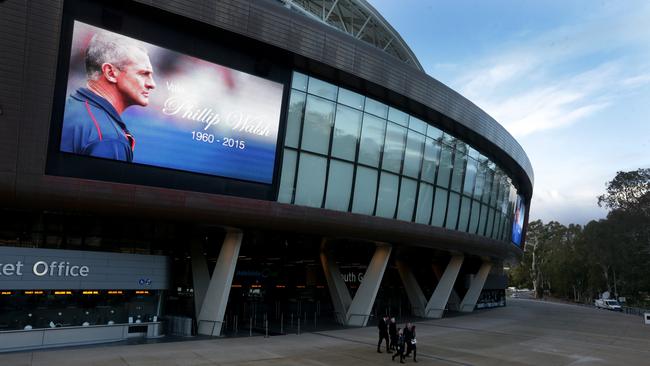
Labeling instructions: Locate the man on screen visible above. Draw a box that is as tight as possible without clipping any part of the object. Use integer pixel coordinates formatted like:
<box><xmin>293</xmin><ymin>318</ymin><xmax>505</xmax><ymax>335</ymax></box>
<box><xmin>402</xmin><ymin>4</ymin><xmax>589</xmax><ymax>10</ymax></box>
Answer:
<box><xmin>60</xmin><ymin>31</ymin><xmax>156</xmax><ymax>162</ymax></box>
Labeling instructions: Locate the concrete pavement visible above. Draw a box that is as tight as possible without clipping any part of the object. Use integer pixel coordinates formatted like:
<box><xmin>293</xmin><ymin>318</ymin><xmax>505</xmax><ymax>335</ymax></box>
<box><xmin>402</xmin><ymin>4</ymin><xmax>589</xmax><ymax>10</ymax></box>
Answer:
<box><xmin>2</xmin><ymin>299</ymin><xmax>649</xmax><ymax>365</ymax></box>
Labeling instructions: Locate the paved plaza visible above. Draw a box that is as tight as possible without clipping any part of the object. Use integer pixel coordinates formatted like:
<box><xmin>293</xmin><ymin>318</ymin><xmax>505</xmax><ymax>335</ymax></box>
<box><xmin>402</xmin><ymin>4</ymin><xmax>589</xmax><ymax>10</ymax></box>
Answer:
<box><xmin>2</xmin><ymin>299</ymin><xmax>649</xmax><ymax>366</ymax></box>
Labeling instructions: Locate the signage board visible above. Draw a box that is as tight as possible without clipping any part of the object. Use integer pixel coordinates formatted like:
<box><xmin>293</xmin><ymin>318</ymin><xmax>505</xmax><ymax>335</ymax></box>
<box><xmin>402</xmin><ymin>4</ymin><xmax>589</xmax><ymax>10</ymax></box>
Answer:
<box><xmin>0</xmin><ymin>246</ymin><xmax>169</xmax><ymax>290</ymax></box>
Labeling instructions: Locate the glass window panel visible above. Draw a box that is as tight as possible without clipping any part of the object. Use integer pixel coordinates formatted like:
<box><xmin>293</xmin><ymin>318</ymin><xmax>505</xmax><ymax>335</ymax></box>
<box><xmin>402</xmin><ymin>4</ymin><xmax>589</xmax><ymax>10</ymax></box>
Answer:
<box><xmin>307</xmin><ymin>77</ymin><xmax>337</xmax><ymax>100</ymax></box>
<box><xmin>463</xmin><ymin>158</ymin><xmax>477</xmax><ymax>196</ymax></box>
<box><xmin>436</xmin><ymin>144</ymin><xmax>453</xmax><ymax>188</ymax></box>
<box><xmin>388</xmin><ymin>107</ymin><xmax>409</xmax><ymax>126</ymax></box>
<box><xmin>408</xmin><ymin>116</ymin><xmax>427</xmax><ymax>134</ymax></box>
<box><xmin>482</xmin><ymin>168</ymin><xmax>494</xmax><ymax>204</ymax></box>
<box><xmin>501</xmin><ymin>216</ymin><xmax>511</xmax><ymax>241</ymax></box>
<box><xmin>494</xmin><ymin>210</ymin><xmax>503</xmax><ymax>239</ymax></box>
<box><xmin>489</xmin><ymin>171</ymin><xmax>500</xmax><ymax>207</ymax></box>
<box><xmin>474</xmin><ymin>163</ymin><xmax>486</xmax><ymax>201</ymax></box>
<box><xmin>486</xmin><ymin>208</ymin><xmax>496</xmax><ymax>238</ymax></box>
<box><xmin>468</xmin><ymin>147</ymin><xmax>480</xmax><ymax>160</ymax></box>
<box><xmin>351</xmin><ymin>166</ymin><xmax>378</xmax><ymax>215</ymax></box>
<box><xmin>364</xmin><ymin>98</ymin><xmax>388</xmax><ymax>119</ymax></box>
<box><xmin>442</xmin><ymin>133</ymin><xmax>455</xmax><ymax>146</ymax></box>
<box><xmin>458</xmin><ymin>197</ymin><xmax>471</xmax><ymax>232</ymax></box>
<box><xmin>421</xmin><ymin>138</ymin><xmax>440</xmax><ymax>184</ymax></box>
<box><xmin>285</xmin><ymin>90</ymin><xmax>306</xmax><ymax>148</ymax></box>
<box><xmin>301</xmin><ymin>95</ymin><xmax>335</xmax><ymax>154</ymax></box>
<box><xmin>445</xmin><ymin>192</ymin><xmax>460</xmax><ymax>230</ymax></box>
<box><xmin>493</xmin><ymin>213</ymin><xmax>503</xmax><ymax>240</ymax></box>
<box><xmin>396</xmin><ymin>178</ymin><xmax>417</xmax><ymax>221</ymax></box>
<box><xmin>403</xmin><ymin>130</ymin><xmax>425</xmax><ymax>178</ymax></box>
<box><xmin>509</xmin><ymin>183</ymin><xmax>518</xmax><ymax>207</ymax></box>
<box><xmin>431</xmin><ymin>188</ymin><xmax>448</xmax><ymax>227</ymax></box>
<box><xmin>291</xmin><ymin>72</ymin><xmax>308</xmax><ymax>92</ymax></box>
<box><xmin>469</xmin><ymin>201</ymin><xmax>481</xmax><ymax>234</ymax></box>
<box><xmin>450</xmin><ymin>151</ymin><xmax>466</xmax><ymax>192</ymax></box>
<box><xmin>324</xmin><ymin>160</ymin><xmax>354</xmax><ymax>211</ymax></box>
<box><xmin>358</xmin><ymin>113</ymin><xmax>386</xmax><ymax>167</ymax></box>
<box><xmin>294</xmin><ymin>153</ymin><xmax>327</xmax><ymax>208</ymax></box>
<box><xmin>426</xmin><ymin>124</ymin><xmax>443</xmax><ymax>140</ymax></box>
<box><xmin>337</xmin><ymin>88</ymin><xmax>365</xmax><ymax>110</ymax></box>
<box><xmin>382</xmin><ymin>122</ymin><xmax>407</xmax><ymax>173</ymax></box>
<box><xmin>331</xmin><ymin>105</ymin><xmax>362</xmax><ymax>161</ymax></box>
<box><xmin>478</xmin><ymin>204</ymin><xmax>488</xmax><ymax>236</ymax></box>
<box><xmin>277</xmin><ymin>149</ymin><xmax>297</xmax><ymax>203</ymax></box>
<box><xmin>455</xmin><ymin>140</ymin><xmax>468</xmax><ymax>155</ymax></box>
<box><xmin>415</xmin><ymin>183</ymin><xmax>434</xmax><ymax>224</ymax></box>
<box><xmin>376</xmin><ymin>172</ymin><xmax>399</xmax><ymax>218</ymax></box>
<box><xmin>500</xmin><ymin>180</ymin><xmax>510</xmax><ymax>213</ymax></box>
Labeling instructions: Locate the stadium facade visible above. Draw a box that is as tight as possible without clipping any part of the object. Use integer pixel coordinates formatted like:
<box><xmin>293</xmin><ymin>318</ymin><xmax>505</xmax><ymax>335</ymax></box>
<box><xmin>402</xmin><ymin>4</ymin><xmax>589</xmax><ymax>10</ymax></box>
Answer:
<box><xmin>0</xmin><ymin>0</ymin><xmax>533</xmax><ymax>351</ymax></box>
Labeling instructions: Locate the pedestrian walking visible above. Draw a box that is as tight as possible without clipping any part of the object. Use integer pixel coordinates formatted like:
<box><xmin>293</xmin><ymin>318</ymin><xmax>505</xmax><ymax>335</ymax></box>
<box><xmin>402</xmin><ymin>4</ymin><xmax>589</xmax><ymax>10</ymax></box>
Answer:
<box><xmin>389</xmin><ymin>317</ymin><xmax>397</xmax><ymax>351</ymax></box>
<box><xmin>377</xmin><ymin>315</ymin><xmax>390</xmax><ymax>353</ymax></box>
<box><xmin>404</xmin><ymin>322</ymin><xmax>413</xmax><ymax>357</ymax></box>
<box><xmin>392</xmin><ymin>328</ymin><xmax>406</xmax><ymax>363</ymax></box>
<box><xmin>409</xmin><ymin>325</ymin><xmax>417</xmax><ymax>362</ymax></box>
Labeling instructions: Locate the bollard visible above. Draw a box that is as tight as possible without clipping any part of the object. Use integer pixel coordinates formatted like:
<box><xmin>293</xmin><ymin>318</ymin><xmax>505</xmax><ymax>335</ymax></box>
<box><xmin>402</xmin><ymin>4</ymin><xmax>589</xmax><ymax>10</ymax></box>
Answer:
<box><xmin>249</xmin><ymin>317</ymin><xmax>253</xmax><ymax>337</ymax></box>
<box><xmin>265</xmin><ymin>319</ymin><xmax>269</xmax><ymax>338</ymax></box>
<box><xmin>314</xmin><ymin>311</ymin><xmax>317</xmax><ymax>329</ymax></box>
<box><xmin>234</xmin><ymin>315</ymin><xmax>238</xmax><ymax>334</ymax></box>
<box><xmin>297</xmin><ymin>316</ymin><xmax>301</xmax><ymax>335</ymax></box>
<box><xmin>280</xmin><ymin>313</ymin><xmax>284</xmax><ymax>334</ymax></box>
<box><xmin>291</xmin><ymin>313</ymin><xmax>294</xmax><ymax>329</ymax></box>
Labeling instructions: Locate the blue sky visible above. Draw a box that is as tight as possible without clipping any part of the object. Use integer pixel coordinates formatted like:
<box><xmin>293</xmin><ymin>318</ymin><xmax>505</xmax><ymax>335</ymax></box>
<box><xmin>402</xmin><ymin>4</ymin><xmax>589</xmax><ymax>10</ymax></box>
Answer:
<box><xmin>369</xmin><ymin>0</ymin><xmax>650</xmax><ymax>225</ymax></box>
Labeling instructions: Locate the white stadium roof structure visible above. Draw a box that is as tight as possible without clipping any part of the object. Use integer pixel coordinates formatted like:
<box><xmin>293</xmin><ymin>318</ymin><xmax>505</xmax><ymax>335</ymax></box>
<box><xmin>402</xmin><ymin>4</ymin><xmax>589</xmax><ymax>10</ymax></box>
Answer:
<box><xmin>277</xmin><ymin>0</ymin><xmax>424</xmax><ymax>71</ymax></box>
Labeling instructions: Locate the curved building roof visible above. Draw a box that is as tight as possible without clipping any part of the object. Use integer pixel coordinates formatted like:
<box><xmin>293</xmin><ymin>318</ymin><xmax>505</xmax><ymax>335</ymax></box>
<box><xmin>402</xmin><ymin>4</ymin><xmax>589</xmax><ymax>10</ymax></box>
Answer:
<box><xmin>277</xmin><ymin>0</ymin><xmax>424</xmax><ymax>71</ymax></box>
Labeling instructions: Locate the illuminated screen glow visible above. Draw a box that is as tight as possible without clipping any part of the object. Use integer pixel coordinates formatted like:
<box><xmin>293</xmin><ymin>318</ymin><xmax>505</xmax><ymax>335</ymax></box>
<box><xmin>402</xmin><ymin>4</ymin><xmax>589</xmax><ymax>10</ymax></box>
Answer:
<box><xmin>59</xmin><ymin>21</ymin><xmax>284</xmax><ymax>184</ymax></box>
<box><xmin>511</xmin><ymin>195</ymin><xmax>525</xmax><ymax>246</ymax></box>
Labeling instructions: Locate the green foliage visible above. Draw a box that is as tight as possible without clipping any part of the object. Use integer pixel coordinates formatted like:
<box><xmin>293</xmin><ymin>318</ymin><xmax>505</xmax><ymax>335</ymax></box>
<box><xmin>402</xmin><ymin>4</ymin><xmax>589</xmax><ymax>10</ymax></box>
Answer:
<box><xmin>516</xmin><ymin>169</ymin><xmax>650</xmax><ymax>305</ymax></box>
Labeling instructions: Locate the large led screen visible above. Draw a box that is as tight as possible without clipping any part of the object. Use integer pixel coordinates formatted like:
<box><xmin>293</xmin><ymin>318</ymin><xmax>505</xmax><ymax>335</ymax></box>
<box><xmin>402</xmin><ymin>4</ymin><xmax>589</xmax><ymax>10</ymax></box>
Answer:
<box><xmin>511</xmin><ymin>195</ymin><xmax>525</xmax><ymax>246</ymax></box>
<box><xmin>59</xmin><ymin>21</ymin><xmax>284</xmax><ymax>184</ymax></box>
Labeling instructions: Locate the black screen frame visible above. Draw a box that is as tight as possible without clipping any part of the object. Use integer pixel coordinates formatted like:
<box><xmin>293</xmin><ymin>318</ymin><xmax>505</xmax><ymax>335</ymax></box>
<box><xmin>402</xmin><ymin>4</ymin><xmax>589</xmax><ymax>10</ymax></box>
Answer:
<box><xmin>46</xmin><ymin>0</ymin><xmax>292</xmax><ymax>200</ymax></box>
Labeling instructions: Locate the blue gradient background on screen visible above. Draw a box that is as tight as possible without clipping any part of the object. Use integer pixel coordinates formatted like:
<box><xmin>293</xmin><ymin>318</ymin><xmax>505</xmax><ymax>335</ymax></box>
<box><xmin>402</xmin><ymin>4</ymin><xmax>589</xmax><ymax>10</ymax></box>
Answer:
<box><xmin>63</xmin><ymin>21</ymin><xmax>283</xmax><ymax>184</ymax></box>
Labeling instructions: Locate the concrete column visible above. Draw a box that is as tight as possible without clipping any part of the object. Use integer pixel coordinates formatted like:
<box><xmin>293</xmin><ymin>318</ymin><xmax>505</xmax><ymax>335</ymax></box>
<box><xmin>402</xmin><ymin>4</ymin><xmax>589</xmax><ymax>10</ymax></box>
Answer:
<box><xmin>320</xmin><ymin>240</ymin><xmax>352</xmax><ymax>324</ymax></box>
<box><xmin>190</xmin><ymin>239</ymin><xmax>210</xmax><ymax>318</ymax></box>
<box><xmin>396</xmin><ymin>259</ymin><xmax>426</xmax><ymax>317</ymax></box>
<box><xmin>346</xmin><ymin>243</ymin><xmax>392</xmax><ymax>326</ymax></box>
<box><xmin>425</xmin><ymin>255</ymin><xmax>464</xmax><ymax>318</ymax></box>
<box><xmin>459</xmin><ymin>260</ymin><xmax>492</xmax><ymax>312</ymax></box>
<box><xmin>196</xmin><ymin>229</ymin><xmax>243</xmax><ymax>336</ymax></box>
<box><xmin>433</xmin><ymin>263</ymin><xmax>461</xmax><ymax>311</ymax></box>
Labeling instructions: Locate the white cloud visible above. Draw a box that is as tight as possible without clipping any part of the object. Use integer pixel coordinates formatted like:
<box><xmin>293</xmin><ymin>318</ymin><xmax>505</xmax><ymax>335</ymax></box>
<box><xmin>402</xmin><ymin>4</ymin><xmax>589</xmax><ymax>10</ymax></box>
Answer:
<box><xmin>446</xmin><ymin>5</ymin><xmax>650</xmax><ymax>139</ymax></box>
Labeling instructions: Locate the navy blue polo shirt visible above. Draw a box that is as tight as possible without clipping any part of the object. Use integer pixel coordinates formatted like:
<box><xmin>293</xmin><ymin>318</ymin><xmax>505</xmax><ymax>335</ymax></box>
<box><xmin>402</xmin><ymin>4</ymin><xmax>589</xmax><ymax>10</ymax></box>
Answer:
<box><xmin>60</xmin><ymin>88</ymin><xmax>135</xmax><ymax>162</ymax></box>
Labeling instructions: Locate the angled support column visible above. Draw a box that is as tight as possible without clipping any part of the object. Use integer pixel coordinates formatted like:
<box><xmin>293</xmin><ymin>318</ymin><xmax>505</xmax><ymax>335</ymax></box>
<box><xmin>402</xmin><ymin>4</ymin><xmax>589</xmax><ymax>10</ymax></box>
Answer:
<box><xmin>433</xmin><ymin>263</ymin><xmax>462</xmax><ymax>311</ymax></box>
<box><xmin>190</xmin><ymin>239</ymin><xmax>210</xmax><ymax>318</ymax></box>
<box><xmin>320</xmin><ymin>241</ymin><xmax>392</xmax><ymax>326</ymax></box>
<box><xmin>395</xmin><ymin>259</ymin><xmax>426</xmax><ymax>317</ymax></box>
<box><xmin>424</xmin><ymin>255</ymin><xmax>464</xmax><ymax>318</ymax></box>
<box><xmin>195</xmin><ymin>229</ymin><xmax>243</xmax><ymax>336</ymax></box>
<box><xmin>459</xmin><ymin>259</ymin><xmax>492</xmax><ymax>312</ymax></box>
<box><xmin>320</xmin><ymin>240</ymin><xmax>352</xmax><ymax>325</ymax></box>
<box><xmin>346</xmin><ymin>243</ymin><xmax>392</xmax><ymax>326</ymax></box>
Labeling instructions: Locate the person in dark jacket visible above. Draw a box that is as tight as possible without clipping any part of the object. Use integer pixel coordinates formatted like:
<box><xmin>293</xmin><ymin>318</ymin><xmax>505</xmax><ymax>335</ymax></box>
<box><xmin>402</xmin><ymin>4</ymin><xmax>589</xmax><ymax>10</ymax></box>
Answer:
<box><xmin>388</xmin><ymin>317</ymin><xmax>398</xmax><ymax>351</ymax></box>
<box><xmin>392</xmin><ymin>328</ymin><xmax>405</xmax><ymax>363</ymax></box>
<box><xmin>403</xmin><ymin>322</ymin><xmax>413</xmax><ymax>357</ymax></box>
<box><xmin>61</xmin><ymin>30</ymin><xmax>156</xmax><ymax>162</ymax></box>
<box><xmin>408</xmin><ymin>324</ymin><xmax>417</xmax><ymax>362</ymax></box>
<box><xmin>377</xmin><ymin>315</ymin><xmax>390</xmax><ymax>353</ymax></box>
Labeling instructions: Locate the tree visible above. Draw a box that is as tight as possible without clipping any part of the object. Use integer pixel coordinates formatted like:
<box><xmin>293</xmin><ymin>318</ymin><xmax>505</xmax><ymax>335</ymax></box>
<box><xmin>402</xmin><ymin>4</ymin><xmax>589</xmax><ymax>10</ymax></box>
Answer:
<box><xmin>598</xmin><ymin>168</ymin><xmax>650</xmax><ymax>215</ymax></box>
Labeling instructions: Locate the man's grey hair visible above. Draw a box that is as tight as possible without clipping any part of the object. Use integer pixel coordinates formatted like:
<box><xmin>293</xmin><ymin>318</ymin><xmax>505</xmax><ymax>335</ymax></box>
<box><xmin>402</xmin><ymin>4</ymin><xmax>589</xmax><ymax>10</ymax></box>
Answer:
<box><xmin>85</xmin><ymin>31</ymin><xmax>148</xmax><ymax>80</ymax></box>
